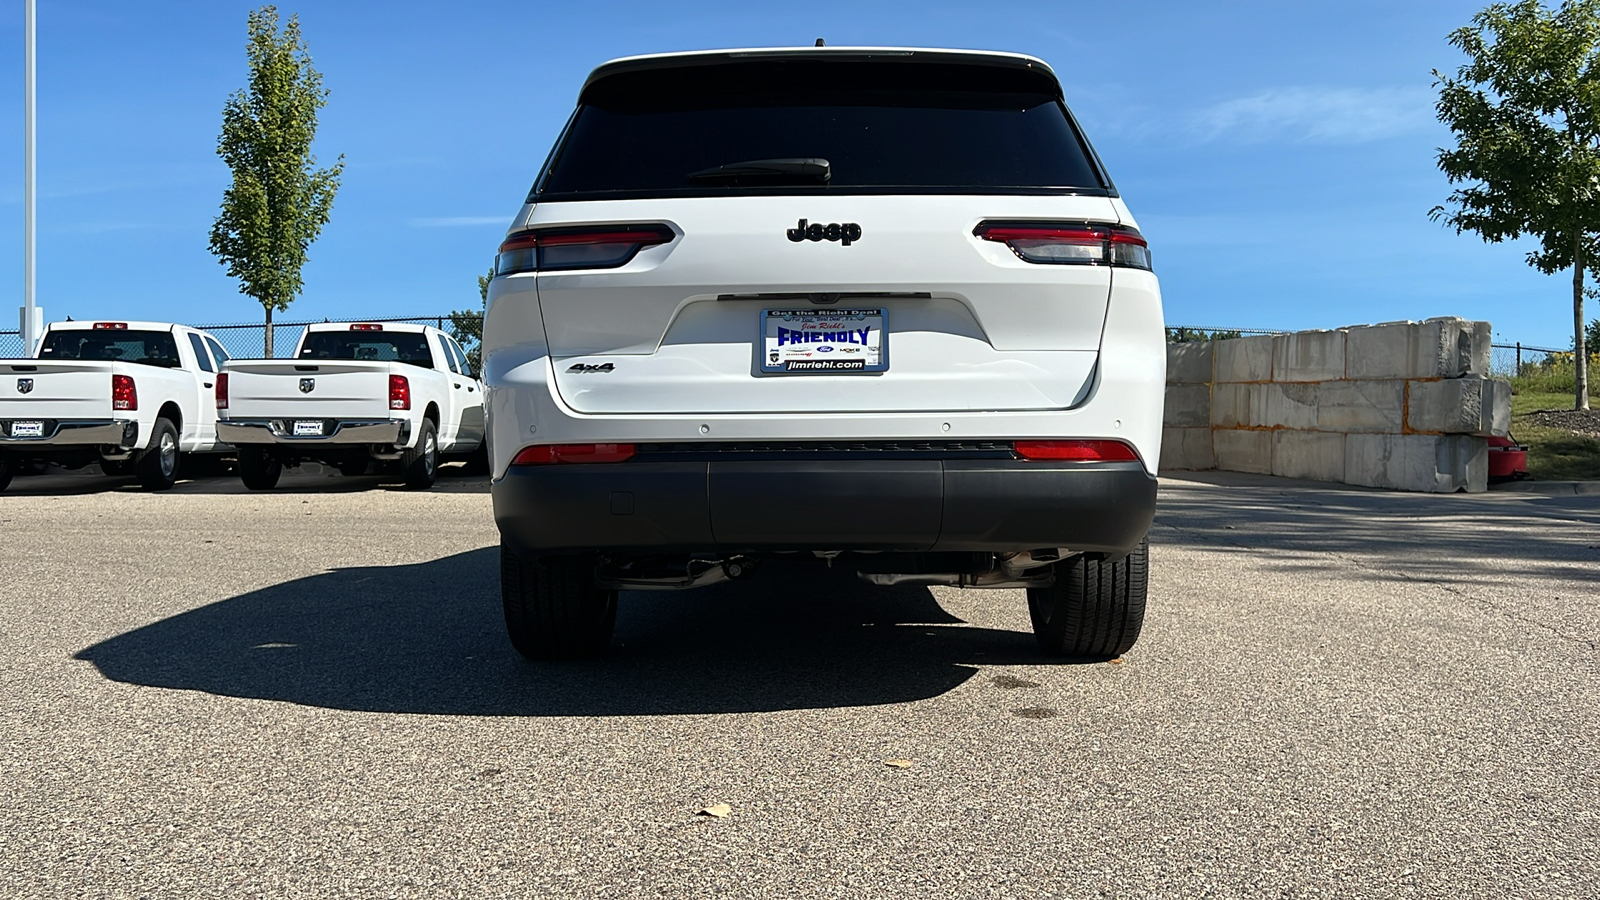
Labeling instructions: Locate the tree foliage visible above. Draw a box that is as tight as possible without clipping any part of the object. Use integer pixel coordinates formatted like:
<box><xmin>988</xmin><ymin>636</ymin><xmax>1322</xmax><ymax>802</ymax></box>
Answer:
<box><xmin>1166</xmin><ymin>327</ymin><xmax>1244</xmax><ymax>343</ymax></box>
<box><xmin>209</xmin><ymin>6</ymin><xmax>343</xmax><ymax>356</ymax></box>
<box><xmin>1433</xmin><ymin>0</ymin><xmax>1598</xmax><ymax>408</ymax></box>
<box><xmin>448</xmin><ymin>268</ymin><xmax>492</xmax><ymax>373</ymax></box>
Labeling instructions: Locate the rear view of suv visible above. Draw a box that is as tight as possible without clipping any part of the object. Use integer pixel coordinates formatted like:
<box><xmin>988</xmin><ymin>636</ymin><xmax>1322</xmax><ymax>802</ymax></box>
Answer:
<box><xmin>483</xmin><ymin>47</ymin><xmax>1165</xmax><ymax>660</ymax></box>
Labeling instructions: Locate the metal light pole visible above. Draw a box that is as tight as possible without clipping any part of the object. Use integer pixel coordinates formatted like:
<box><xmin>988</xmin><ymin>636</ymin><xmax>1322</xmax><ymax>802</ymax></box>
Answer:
<box><xmin>22</xmin><ymin>0</ymin><xmax>40</xmax><ymax>355</ymax></box>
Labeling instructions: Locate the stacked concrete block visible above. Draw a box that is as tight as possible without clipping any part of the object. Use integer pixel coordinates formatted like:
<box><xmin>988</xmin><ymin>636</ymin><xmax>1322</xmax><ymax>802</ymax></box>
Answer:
<box><xmin>1159</xmin><ymin>316</ymin><xmax>1508</xmax><ymax>493</ymax></box>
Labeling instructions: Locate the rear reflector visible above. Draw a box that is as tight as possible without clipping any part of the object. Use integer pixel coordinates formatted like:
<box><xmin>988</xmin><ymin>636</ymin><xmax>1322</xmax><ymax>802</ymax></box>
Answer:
<box><xmin>112</xmin><ymin>374</ymin><xmax>137</xmax><ymax>411</ymax></box>
<box><xmin>94</xmin><ymin>322</ymin><xmax>129</xmax><ymax>330</ymax></box>
<box><xmin>495</xmin><ymin>225</ymin><xmax>674</xmax><ymax>276</ymax></box>
<box><xmin>1014</xmin><ymin>440</ymin><xmax>1139</xmax><ymax>462</ymax></box>
<box><xmin>511</xmin><ymin>443</ymin><xmax>637</xmax><ymax>465</ymax></box>
<box><xmin>350</xmin><ymin>323</ymin><xmax>383</xmax><ymax>331</ymax></box>
<box><xmin>975</xmin><ymin>222</ymin><xmax>1151</xmax><ymax>270</ymax></box>
<box><xmin>215</xmin><ymin>372</ymin><xmax>228</xmax><ymax>410</ymax></box>
<box><xmin>389</xmin><ymin>374</ymin><xmax>411</xmax><ymax>410</ymax></box>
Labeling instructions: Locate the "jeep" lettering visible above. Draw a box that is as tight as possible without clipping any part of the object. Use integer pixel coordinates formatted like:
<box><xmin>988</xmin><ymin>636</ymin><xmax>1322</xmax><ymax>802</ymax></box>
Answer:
<box><xmin>786</xmin><ymin>219</ymin><xmax>862</xmax><ymax>246</ymax></box>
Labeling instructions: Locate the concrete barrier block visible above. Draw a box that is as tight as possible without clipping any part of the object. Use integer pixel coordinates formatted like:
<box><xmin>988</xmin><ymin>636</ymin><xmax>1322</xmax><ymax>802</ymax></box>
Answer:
<box><xmin>1163</xmin><ymin>383</ymin><xmax>1211</xmax><ymax>428</ymax></box>
<box><xmin>1346</xmin><ymin>318</ymin><xmax>1494</xmax><ymax>379</ymax></box>
<box><xmin>1213</xmin><ymin>335</ymin><xmax>1274</xmax><ymax>382</ymax></box>
<box><xmin>1210</xmin><ymin>383</ymin><xmax>1256</xmax><ymax>428</ymax></box>
<box><xmin>1166</xmin><ymin>342</ymin><xmax>1215</xmax><ymax>384</ymax></box>
<box><xmin>1345</xmin><ymin>433</ymin><xmax>1488</xmax><ymax>493</ymax></box>
<box><xmin>1214</xmin><ymin>429</ymin><xmax>1272</xmax><ymax>474</ymax></box>
<box><xmin>1258</xmin><ymin>382</ymin><xmax>1319</xmax><ymax>429</ymax></box>
<box><xmin>1272</xmin><ymin>431</ymin><xmax>1346</xmax><ymax>483</ymax></box>
<box><xmin>1160</xmin><ymin>427</ymin><xmax>1214</xmax><ymax>471</ymax></box>
<box><xmin>1272</xmin><ymin>329</ymin><xmax>1345</xmax><ymax>382</ymax></box>
<box><xmin>1407</xmin><ymin>376</ymin><xmax>1509</xmax><ymax>435</ymax></box>
<box><xmin>1314</xmin><ymin>379</ymin><xmax>1405</xmax><ymax>433</ymax></box>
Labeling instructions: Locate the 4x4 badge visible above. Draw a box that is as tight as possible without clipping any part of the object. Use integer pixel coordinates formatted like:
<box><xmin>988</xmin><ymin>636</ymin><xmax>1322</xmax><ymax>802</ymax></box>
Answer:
<box><xmin>786</xmin><ymin>218</ymin><xmax>862</xmax><ymax>246</ymax></box>
<box><xmin>567</xmin><ymin>363</ymin><xmax>615</xmax><ymax>373</ymax></box>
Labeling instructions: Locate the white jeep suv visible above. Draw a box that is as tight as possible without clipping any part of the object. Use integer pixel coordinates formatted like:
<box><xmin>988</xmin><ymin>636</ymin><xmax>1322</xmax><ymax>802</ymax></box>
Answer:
<box><xmin>483</xmin><ymin>47</ymin><xmax>1165</xmax><ymax>660</ymax></box>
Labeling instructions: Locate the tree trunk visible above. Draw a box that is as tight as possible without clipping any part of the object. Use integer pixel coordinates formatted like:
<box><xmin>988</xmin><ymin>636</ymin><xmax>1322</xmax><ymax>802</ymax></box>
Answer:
<box><xmin>264</xmin><ymin>305</ymin><xmax>275</xmax><ymax>359</ymax></box>
<box><xmin>1577</xmin><ymin>235</ymin><xmax>1591</xmax><ymax>411</ymax></box>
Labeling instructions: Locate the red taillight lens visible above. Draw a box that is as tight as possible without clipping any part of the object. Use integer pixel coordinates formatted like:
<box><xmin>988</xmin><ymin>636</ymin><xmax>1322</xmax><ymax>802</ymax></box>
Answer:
<box><xmin>94</xmin><ymin>322</ymin><xmax>128</xmax><ymax>330</ymax></box>
<box><xmin>215</xmin><ymin>373</ymin><xmax>228</xmax><ymax>410</ymax></box>
<box><xmin>975</xmin><ymin>222</ymin><xmax>1151</xmax><ymax>270</ymax></box>
<box><xmin>112</xmin><ymin>374</ymin><xmax>137</xmax><ymax>411</ymax></box>
<box><xmin>389</xmin><ymin>374</ymin><xmax>410</xmax><ymax>410</ymax></box>
<box><xmin>511</xmin><ymin>443</ymin><xmax>636</xmax><ymax>466</ymax></box>
<box><xmin>350</xmin><ymin>323</ymin><xmax>383</xmax><ymax>331</ymax></box>
<box><xmin>495</xmin><ymin>225</ymin><xmax>674</xmax><ymax>276</ymax></box>
<box><xmin>1014</xmin><ymin>440</ymin><xmax>1140</xmax><ymax>462</ymax></box>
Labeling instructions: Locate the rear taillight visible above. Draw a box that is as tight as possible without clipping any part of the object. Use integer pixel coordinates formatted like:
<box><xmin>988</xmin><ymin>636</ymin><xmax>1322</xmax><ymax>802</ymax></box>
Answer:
<box><xmin>495</xmin><ymin>225</ymin><xmax>674</xmax><ymax>276</ymax></box>
<box><xmin>1014</xmin><ymin>440</ymin><xmax>1140</xmax><ymax>462</ymax></box>
<box><xmin>350</xmin><ymin>323</ymin><xmax>383</xmax><ymax>331</ymax></box>
<box><xmin>215</xmin><ymin>373</ymin><xmax>228</xmax><ymax>410</ymax></box>
<box><xmin>94</xmin><ymin>322</ymin><xmax>128</xmax><ymax>330</ymax></box>
<box><xmin>975</xmin><ymin>222</ymin><xmax>1152</xmax><ymax>270</ymax></box>
<box><xmin>389</xmin><ymin>374</ymin><xmax>410</xmax><ymax>410</ymax></box>
<box><xmin>112</xmin><ymin>374</ymin><xmax>137</xmax><ymax>411</ymax></box>
<box><xmin>511</xmin><ymin>443</ymin><xmax>636</xmax><ymax>465</ymax></box>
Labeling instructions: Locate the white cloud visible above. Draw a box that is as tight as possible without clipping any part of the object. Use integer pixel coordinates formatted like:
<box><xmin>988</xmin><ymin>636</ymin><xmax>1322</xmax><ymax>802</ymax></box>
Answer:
<box><xmin>407</xmin><ymin>216</ymin><xmax>510</xmax><ymax>228</ymax></box>
<box><xmin>1192</xmin><ymin>86</ymin><xmax>1436</xmax><ymax>144</ymax></box>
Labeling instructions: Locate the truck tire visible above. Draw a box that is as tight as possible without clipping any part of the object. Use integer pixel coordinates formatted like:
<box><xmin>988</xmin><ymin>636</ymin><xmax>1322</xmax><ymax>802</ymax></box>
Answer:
<box><xmin>463</xmin><ymin>441</ymin><xmax>490</xmax><ymax>476</ymax></box>
<box><xmin>401</xmin><ymin>418</ymin><xmax>438</xmax><ymax>489</ymax></box>
<box><xmin>501</xmin><ymin>544</ymin><xmax>617</xmax><ymax>660</ymax></box>
<box><xmin>237</xmin><ymin>447</ymin><xmax>282</xmax><ymax>490</ymax></box>
<box><xmin>134</xmin><ymin>418</ymin><xmax>180</xmax><ymax>491</ymax></box>
<box><xmin>1026</xmin><ymin>537</ymin><xmax>1148</xmax><ymax>659</ymax></box>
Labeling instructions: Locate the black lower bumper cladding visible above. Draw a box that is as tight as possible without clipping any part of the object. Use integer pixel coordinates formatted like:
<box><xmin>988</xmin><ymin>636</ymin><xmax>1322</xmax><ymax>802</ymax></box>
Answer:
<box><xmin>494</xmin><ymin>447</ymin><xmax>1156</xmax><ymax>556</ymax></box>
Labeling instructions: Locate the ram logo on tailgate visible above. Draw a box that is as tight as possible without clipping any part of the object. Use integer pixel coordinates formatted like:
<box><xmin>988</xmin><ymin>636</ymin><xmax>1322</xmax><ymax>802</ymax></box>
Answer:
<box><xmin>299</xmin><ymin>378</ymin><xmax>316</xmax><ymax>393</ymax></box>
<box><xmin>16</xmin><ymin>378</ymin><xmax>33</xmax><ymax>394</ymax></box>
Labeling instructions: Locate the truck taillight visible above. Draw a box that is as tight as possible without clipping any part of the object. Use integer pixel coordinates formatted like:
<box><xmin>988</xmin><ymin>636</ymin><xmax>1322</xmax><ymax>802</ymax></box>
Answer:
<box><xmin>511</xmin><ymin>443</ymin><xmax>636</xmax><ymax>465</ymax></box>
<box><xmin>112</xmin><ymin>374</ymin><xmax>137</xmax><ymax>411</ymax></box>
<box><xmin>495</xmin><ymin>225</ymin><xmax>674</xmax><ymax>276</ymax></box>
<box><xmin>389</xmin><ymin>374</ymin><xmax>411</xmax><ymax>410</ymax></box>
<box><xmin>1014</xmin><ymin>440</ymin><xmax>1140</xmax><ymax>462</ymax></box>
<box><xmin>215</xmin><ymin>373</ymin><xmax>228</xmax><ymax>410</ymax></box>
<box><xmin>974</xmin><ymin>222</ymin><xmax>1152</xmax><ymax>270</ymax></box>
<box><xmin>349</xmin><ymin>323</ymin><xmax>383</xmax><ymax>331</ymax></box>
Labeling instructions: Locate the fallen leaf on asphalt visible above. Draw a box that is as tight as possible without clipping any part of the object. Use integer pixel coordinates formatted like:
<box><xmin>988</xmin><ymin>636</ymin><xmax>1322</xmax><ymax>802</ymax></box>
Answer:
<box><xmin>884</xmin><ymin>759</ymin><xmax>913</xmax><ymax>768</ymax></box>
<box><xmin>1107</xmin><ymin>658</ymin><xmax>1124</xmax><ymax>665</ymax></box>
<box><xmin>697</xmin><ymin>803</ymin><xmax>732</xmax><ymax>818</ymax></box>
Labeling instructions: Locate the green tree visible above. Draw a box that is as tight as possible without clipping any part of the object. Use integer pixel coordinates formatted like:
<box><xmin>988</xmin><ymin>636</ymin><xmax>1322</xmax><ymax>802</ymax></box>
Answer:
<box><xmin>448</xmin><ymin>268</ymin><xmax>492</xmax><ymax>373</ymax></box>
<box><xmin>1433</xmin><ymin>0</ymin><xmax>1600</xmax><ymax>410</ymax></box>
<box><xmin>209</xmin><ymin>6</ymin><xmax>343</xmax><ymax>357</ymax></box>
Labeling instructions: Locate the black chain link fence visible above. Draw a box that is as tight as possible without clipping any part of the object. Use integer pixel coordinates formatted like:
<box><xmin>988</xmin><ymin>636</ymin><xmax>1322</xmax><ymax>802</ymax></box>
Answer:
<box><xmin>193</xmin><ymin>314</ymin><xmax>481</xmax><ymax>360</ymax></box>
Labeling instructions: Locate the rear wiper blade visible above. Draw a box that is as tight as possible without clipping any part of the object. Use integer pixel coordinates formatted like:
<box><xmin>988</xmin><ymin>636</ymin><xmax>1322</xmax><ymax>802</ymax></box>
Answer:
<box><xmin>687</xmin><ymin>157</ymin><xmax>831</xmax><ymax>184</ymax></box>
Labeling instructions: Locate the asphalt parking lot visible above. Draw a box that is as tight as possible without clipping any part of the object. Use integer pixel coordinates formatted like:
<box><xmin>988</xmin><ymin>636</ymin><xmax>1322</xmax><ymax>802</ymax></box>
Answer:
<box><xmin>2</xmin><ymin>467</ymin><xmax>1597</xmax><ymax>898</ymax></box>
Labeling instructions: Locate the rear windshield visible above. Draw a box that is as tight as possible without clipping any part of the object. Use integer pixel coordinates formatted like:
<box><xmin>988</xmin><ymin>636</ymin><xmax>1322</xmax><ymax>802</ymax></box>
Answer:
<box><xmin>39</xmin><ymin>330</ymin><xmax>182</xmax><ymax>368</ymax></box>
<box><xmin>534</xmin><ymin>59</ymin><xmax>1107</xmax><ymax>200</ymax></box>
<box><xmin>298</xmin><ymin>332</ymin><xmax>434</xmax><ymax>368</ymax></box>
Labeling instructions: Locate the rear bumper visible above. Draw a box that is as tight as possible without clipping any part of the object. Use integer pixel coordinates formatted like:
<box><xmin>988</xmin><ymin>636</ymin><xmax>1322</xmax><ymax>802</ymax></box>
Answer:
<box><xmin>217</xmin><ymin>418</ymin><xmax>408</xmax><ymax>446</ymax></box>
<box><xmin>493</xmin><ymin>458</ymin><xmax>1156</xmax><ymax>555</ymax></box>
<box><xmin>0</xmin><ymin>418</ymin><xmax>139</xmax><ymax>449</ymax></box>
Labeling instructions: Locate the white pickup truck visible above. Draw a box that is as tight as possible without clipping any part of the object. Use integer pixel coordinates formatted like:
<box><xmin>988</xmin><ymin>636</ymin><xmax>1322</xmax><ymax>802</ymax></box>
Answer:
<box><xmin>216</xmin><ymin>322</ymin><xmax>486</xmax><ymax>489</ymax></box>
<box><xmin>0</xmin><ymin>320</ymin><xmax>233</xmax><ymax>492</ymax></box>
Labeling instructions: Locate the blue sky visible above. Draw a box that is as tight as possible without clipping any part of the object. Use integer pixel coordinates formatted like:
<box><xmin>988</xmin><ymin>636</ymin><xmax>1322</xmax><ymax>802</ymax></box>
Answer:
<box><xmin>0</xmin><ymin>0</ymin><xmax>1586</xmax><ymax>349</ymax></box>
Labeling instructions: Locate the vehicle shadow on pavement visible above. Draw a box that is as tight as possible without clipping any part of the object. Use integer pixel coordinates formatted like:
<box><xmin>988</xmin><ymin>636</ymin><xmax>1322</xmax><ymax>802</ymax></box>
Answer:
<box><xmin>75</xmin><ymin>551</ymin><xmax>1063</xmax><ymax>716</ymax></box>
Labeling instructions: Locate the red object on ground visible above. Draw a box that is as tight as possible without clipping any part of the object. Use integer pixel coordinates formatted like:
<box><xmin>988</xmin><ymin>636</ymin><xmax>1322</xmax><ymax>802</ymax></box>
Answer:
<box><xmin>1487</xmin><ymin>434</ymin><xmax>1528</xmax><ymax>480</ymax></box>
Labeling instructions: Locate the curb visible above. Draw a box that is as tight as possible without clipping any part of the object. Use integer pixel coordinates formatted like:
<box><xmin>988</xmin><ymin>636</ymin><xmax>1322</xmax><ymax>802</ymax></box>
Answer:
<box><xmin>1488</xmin><ymin>480</ymin><xmax>1600</xmax><ymax>495</ymax></box>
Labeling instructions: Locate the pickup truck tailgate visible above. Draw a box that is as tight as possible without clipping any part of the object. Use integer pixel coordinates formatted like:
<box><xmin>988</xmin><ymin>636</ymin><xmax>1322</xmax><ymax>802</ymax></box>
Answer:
<box><xmin>224</xmin><ymin>360</ymin><xmax>397</xmax><ymax>420</ymax></box>
<box><xmin>1</xmin><ymin>361</ymin><xmax>116</xmax><ymax>419</ymax></box>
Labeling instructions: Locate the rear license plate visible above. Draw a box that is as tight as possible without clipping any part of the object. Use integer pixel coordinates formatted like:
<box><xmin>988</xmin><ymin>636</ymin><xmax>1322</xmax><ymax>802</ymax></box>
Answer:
<box><xmin>9</xmin><ymin>421</ymin><xmax>43</xmax><ymax>438</ymax></box>
<box><xmin>761</xmin><ymin>308</ymin><xmax>887</xmax><ymax>374</ymax></box>
<box><xmin>292</xmin><ymin>420</ymin><xmax>324</xmax><ymax>437</ymax></box>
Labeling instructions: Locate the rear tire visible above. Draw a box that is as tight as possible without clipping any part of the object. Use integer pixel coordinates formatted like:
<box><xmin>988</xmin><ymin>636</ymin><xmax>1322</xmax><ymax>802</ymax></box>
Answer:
<box><xmin>1026</xmin><ymin>537</ymin><xmax>1148</xmax><ymax>659</ymax></box>
<box><xmin>237</xmin><ymin>447</ymin><xmax>282</xmax><ymax>490</ymax></box>
<box><xmin>134</xmin><ymin>418</ymin><xmax>180</xmax><ymax>491</ymax></box>
<box><xmin>402</xmin><ymin>419</ymin><xmax>438</xmax><ymax>489</ymax></box>
<box><xmin>501</xmin><ymin>544</ymin><xmax>617</xmax><ymax>660</ymax></box>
